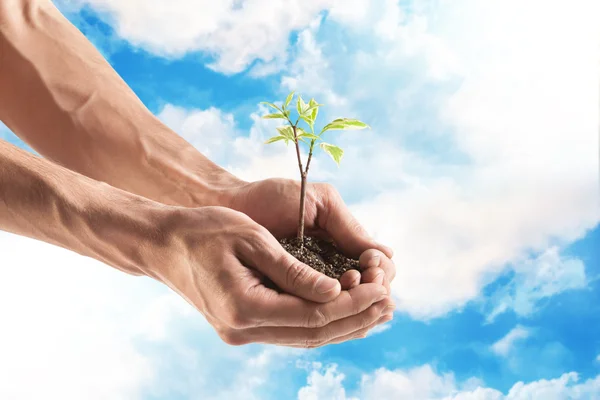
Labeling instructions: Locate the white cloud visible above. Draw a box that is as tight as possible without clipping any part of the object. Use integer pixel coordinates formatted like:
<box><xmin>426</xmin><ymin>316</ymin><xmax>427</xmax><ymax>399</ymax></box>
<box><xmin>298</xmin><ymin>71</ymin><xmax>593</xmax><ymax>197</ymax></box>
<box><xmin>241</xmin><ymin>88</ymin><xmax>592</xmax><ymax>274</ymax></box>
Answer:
<box><xmin>490</xmin><ymin>326</ymin><xmax>531</xmax><ymax>357</ymax></box>
<box><xmin>298</xmin><ymin>363</ymin><xmax>600</xmax><ymax>400</ymax></box>
<box><xmin>157</xmin><ymin>104</ymin><xmax>237</xmax><ymax>160</ymax></box>
<box><xmin>486</xmin><ymin>249</ymin><xmax>587</xmax><ymax>322</ymax></box>
<box><xmin>505</xmin><ymin>373</ymin><xmax>600</xmax><ymax>400</ymax></box>
<box><xmin>298</xmin><ymin>364</ymin><xmax>500</xmax><ymax>400</ymax></box>
<box><xmin>59</xmin><ymin>0</ymin><xmax>341</xmax><ymax>74</ymax></box>
<box><xmin>367</xmin><ymin>323</ymin><xmax>392</xmax><ymax>336</ymax></box>
<box><xmin>298</xmin><ymin>365</ymin><xmax>357</xmax><ymax>400</ymax></box>
<box><xmin>0</xmin><ymin>231</ymin><xmax>159</xmax><ymax>399</ymax></box>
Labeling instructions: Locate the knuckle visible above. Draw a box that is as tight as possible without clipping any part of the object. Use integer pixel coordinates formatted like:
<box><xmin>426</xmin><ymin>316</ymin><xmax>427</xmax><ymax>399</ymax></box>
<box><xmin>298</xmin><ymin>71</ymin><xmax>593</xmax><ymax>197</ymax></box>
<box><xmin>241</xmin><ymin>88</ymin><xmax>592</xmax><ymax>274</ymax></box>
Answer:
<box><xmin>365</xmin><ymin>307</ymin><xmax>381</xmax><ymax>326</ymax></box>
<box><xmin>286</xmin><ymin>261</ymin><xmax>312</xmax><ymax>290</ymax></box>
<box><xmin>225</xmin><ymin>296</ymin><xmax>255</xmax><ymax>329</ymax></box>
<box><xmin>226</xmin><ymin>309</ymin><xmax>252</xmax><ymax>329</ymax></box>
<box><xmin>314</xmin><ymin>183</ymin><xmax>341</xmax><ymax>207</ymax></box>
<box><xmin>348</xmin><ymin>292</ymin><xmax>362</xmax><ymax>316</ymax></box>
<box><xmin>246</xmin><ymin>225</ymin><xmax>269</xmax><ymax>248</ymax></box>
<box><xmin>306</xmin><ymin>307</ymin><xmax>329</xmax><ymax>328</ymax></box>
<box><xmin>359</xmin><ymin>311</ymin><xmax>371</xmax><ymax>330</ymax></box>
<box><xmin>349</xmin><ymin>218</ymin><xmax>368</xmax><ymax>236</ymax></box>
<box><xmin>235</xmin><ymin>224</ymin><xmax>276</xmax><ymax>264</ymax></box>
<box><xmin>319</xmin><ymin>182</ymin><xmax>339</xmax><ymax>197</ymax></box>
<box><xmin>218</xmin><ymin>329</ymin><xmax>249</xmax><ymax>346</ymax></box>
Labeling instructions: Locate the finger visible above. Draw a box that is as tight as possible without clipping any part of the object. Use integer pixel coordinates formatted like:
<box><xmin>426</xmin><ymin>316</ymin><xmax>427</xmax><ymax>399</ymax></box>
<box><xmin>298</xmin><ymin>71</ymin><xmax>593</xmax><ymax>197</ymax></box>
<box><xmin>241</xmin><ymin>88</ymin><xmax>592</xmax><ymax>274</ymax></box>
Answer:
<box><xmin>360</xmin><ymin>266</ymin><xmax>385</xmax><ymax>286</ymax></box>
<box><xmin>287</xmin><ymin>300</ymin><xmax>395</xmax><ymax>348</ymax></box>
<box><xmin>359</xmin><ymin>250</ymin><xmax>396</xmax><ymax>295</ymax></box>
<box><xmin>248</xmin><ymin>282</ymin><xmax>387</xmax><ymax>328</ymax></box>
<box><xmin>339</xmin><ymin>269</ymin><xmax>361</xmax><ymax>290</ymax></box>
<box><xmin>238</xmin><ymin>232</ymin><xmax>341</xmax><ymax>303</ymax></box>
<box><xmin>243</xmin><ymin>298</ymin><xmax>391</xmax><ymax>347</ymax></box>
<box><xmin>318</xmin><ymin>189</ymin><xmax>393</xmax><ymax>259</ymax></box>
<box><xmin>360</xmin><ymin>264</ymin><xmax>391</xmax><ymax>294</ymax></box>
<box><xmin>327</xmin><ymin>312</ymin><xmax>394</xmax><ymax>345</ymax></box>
<box><xmin>359</xmin><ymin>249</ymin><xmax>396</xmax><ymax>282</ymax></box>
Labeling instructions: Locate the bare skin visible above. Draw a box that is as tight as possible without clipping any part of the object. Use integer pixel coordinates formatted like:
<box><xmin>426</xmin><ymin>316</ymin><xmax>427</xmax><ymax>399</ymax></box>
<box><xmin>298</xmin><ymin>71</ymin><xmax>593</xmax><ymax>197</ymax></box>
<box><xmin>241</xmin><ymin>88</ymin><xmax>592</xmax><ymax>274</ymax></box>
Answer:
<box><xmin>0</xmin><ymin>0</ymin><xmax>396</xmax><ymax>346</ymax></box>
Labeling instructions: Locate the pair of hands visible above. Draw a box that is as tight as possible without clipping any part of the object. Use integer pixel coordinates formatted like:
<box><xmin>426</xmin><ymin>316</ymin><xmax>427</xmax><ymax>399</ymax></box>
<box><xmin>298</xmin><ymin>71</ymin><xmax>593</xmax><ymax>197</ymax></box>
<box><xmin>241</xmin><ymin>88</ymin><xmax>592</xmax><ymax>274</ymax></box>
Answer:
<box><xmin>151</xmin><ymin>178</ymin><xmax>396</xmax><ymax>348</ymax></box>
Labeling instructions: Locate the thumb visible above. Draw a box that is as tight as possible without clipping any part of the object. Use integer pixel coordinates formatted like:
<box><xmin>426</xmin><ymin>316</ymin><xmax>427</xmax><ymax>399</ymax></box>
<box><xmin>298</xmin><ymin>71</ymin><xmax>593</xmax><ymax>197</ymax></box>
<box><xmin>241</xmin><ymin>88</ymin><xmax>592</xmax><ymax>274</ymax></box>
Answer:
<box><xmin>240</xmin><ymin>235</ymin><xmax>341</xmax><ymax>303</ymax></box>
<box><xmin>320</xmin><ymin>193</ymin><xmax>393</xmax><ymax>259</ymax></box>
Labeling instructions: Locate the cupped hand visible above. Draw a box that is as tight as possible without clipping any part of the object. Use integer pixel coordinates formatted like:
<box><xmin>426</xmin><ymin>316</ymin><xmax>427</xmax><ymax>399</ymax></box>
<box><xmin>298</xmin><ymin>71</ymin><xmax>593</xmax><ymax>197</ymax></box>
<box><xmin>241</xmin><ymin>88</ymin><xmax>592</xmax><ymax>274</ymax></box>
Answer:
<box><xmin>150</xmin><ymin>206</ymin><xmax>392</xmax><ymax>347</ymax></box>
<box><xmin>228</xmin><ymin>178</ymin><xmax>397</xmax><ymax>294</ymax></box>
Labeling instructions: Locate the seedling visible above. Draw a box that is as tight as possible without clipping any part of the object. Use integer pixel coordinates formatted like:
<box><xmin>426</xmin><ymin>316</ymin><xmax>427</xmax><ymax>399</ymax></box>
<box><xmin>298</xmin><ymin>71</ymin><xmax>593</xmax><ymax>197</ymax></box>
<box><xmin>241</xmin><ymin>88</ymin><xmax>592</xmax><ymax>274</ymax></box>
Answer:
<box><xmin>261</xmin><ymin>91</ymin><xmax>369</xmax><ymax>249</ymax></box>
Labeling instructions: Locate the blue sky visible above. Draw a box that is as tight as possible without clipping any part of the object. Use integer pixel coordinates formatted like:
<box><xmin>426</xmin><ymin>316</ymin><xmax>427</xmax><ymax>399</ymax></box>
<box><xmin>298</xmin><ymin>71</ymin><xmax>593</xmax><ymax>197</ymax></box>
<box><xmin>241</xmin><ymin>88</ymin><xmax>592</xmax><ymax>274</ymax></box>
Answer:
<box><xmin>1</xmin><ymin>0</ymin><xmax>599</xmax><ymax>399</ymax></box>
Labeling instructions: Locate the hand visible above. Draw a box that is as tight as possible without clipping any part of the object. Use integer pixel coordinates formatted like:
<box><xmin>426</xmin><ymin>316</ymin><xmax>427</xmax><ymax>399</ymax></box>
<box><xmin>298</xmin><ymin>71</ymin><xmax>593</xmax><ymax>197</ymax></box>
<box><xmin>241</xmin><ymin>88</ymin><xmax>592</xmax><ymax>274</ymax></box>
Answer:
<box><xmin>228</xmin><ymin>179</ymin><xmax>397</xmax><ymax>295</ymax></box>
<box><xmin>149</xmin><ymin>205</ymin><xmax>392</xmax><ymax>347</ymax></box>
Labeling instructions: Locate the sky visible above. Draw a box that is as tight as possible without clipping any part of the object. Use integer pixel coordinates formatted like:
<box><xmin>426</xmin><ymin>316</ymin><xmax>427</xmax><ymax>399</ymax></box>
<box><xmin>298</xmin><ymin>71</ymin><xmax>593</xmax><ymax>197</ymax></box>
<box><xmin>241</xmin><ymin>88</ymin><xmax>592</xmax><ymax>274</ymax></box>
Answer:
<box><xmin>1</xmin><ymin>0</ymin><xmax>599</xmax><ymax>399</ymax></box>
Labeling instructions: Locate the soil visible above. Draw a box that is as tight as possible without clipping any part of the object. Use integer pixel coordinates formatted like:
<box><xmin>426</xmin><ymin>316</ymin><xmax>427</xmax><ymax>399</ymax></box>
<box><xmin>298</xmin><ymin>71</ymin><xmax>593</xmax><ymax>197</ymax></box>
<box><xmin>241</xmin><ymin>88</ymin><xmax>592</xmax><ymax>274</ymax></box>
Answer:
<box><xmin>279</xmin><ymin>236</ymin><xmax>360</xmax><ymax>280</ymax></box>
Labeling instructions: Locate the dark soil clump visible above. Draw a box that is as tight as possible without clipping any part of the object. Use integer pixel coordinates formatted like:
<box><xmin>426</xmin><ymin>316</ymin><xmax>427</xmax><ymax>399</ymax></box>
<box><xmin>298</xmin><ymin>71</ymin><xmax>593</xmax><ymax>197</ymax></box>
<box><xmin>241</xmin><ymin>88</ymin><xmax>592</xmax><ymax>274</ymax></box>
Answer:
<box><xmin>279</xmin><ymin>236</ymin><xmax>360</xmax><ymax>279</ymax></box>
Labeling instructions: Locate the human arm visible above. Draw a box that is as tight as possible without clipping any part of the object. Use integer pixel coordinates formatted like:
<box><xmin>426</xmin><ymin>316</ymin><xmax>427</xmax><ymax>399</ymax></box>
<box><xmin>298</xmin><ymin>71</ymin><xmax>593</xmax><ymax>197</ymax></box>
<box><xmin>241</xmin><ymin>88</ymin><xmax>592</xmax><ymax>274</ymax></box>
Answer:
<box><xmin>0</xmin><ymin>0</ymin><xmax>241</xmax><ymax>208</ymax></box>
<box><xmin>0</xmin><ymin>0</ymin><xmax>396</xmax><ymax>296</ymax></box>
<box><xmin>0</xmin><ymin>138</ymin><xmax>392</xmax><ymax>346</ymax></box>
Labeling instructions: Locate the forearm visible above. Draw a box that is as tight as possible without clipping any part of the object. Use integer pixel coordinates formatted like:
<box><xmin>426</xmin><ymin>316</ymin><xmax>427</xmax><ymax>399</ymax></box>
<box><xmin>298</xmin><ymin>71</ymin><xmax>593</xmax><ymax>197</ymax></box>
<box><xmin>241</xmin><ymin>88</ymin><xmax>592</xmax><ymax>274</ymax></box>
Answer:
<box><xmin>0</xmin><ymin>138</ymin><xmax>167</xmax><ymax>277</ymax></box>
<box><xmin>0</xmin><ymin>0</ymin><xmax>244</xmax><ymax>208</ymax></box>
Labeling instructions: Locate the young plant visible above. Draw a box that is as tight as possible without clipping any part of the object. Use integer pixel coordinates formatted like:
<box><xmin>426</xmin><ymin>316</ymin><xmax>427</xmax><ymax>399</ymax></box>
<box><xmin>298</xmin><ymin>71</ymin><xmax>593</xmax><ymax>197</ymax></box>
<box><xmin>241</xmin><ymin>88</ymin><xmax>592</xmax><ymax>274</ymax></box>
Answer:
<box><xmin>261</xmin><ymin>92</ymin><xmax>369</xmax><ymax>249</ymax></box>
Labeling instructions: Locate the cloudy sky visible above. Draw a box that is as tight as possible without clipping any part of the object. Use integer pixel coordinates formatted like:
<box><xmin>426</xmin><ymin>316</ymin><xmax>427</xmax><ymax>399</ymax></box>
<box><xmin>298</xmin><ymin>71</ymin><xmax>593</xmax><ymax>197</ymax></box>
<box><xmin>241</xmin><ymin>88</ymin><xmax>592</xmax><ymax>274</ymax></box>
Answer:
<box><xmin>1</xmin><ymin>0</ymin><xmax>599</xmax><ymax>398</ymax></box>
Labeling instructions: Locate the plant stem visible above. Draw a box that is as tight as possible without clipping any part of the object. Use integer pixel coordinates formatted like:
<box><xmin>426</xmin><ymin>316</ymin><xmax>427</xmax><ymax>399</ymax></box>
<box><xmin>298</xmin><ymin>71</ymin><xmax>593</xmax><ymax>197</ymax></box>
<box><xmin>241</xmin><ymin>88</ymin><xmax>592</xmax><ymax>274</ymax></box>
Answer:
<box><xmin>292</xmin><ymin>126</ymin><xmax>306</xmax><ymax>248</ymax></box>
<box><xmin>305</xmin><ymin>141</ymin><xmax>315</xmax><ymax>176</ymax></box>
<box><xmin>298</xmin><ymin>173</ymin><xmax>307</xmax><ymax>247</ymax></box>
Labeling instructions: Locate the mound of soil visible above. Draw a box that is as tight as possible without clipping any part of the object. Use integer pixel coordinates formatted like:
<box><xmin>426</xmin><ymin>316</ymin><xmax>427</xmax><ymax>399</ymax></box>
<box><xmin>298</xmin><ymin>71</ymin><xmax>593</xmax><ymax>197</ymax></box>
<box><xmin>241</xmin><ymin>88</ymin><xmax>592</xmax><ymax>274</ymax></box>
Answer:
<box><xmin>279</xmin><ymin>236</ymin><xmax>360</xmax><ymax>279</ymax></box>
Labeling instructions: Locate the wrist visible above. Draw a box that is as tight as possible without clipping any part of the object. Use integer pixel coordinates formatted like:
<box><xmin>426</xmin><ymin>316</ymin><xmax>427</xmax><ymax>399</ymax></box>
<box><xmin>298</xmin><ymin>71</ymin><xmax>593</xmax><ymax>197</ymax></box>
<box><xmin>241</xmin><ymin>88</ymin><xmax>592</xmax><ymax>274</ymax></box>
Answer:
<box><xmin>74</xmin><ymin>177</ymin><xmax>175</xmax><ymax>278</ymax></box>
<box><xmin>139</xmin><ymin>116</ymin><xmax>248</xmax><ymax>208</ymax></box>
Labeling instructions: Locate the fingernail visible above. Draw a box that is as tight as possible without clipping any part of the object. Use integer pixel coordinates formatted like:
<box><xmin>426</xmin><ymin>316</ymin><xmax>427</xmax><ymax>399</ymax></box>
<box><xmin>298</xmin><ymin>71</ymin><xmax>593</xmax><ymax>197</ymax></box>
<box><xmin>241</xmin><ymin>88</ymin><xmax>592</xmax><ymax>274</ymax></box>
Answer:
<box><xmin>316</xmin><ymin>277</ymin><xmax>338</xmax><ymax>294</ymax></box>
<box><xmin>367</xmin><ymin>254</ymin><xmax>381</xmax><ymax>269</ymax></box>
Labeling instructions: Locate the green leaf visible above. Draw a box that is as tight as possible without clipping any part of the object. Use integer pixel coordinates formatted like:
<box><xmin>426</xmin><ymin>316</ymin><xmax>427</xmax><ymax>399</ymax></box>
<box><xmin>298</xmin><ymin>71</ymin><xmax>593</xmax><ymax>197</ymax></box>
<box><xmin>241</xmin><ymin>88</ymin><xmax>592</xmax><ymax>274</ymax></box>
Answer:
<box><xmin>307</xmin><ymin>98</ymin><xmax>321</xmax><ymax>121</ymax></box>
<box><xmin>320</xmin><ymin>142</ymin><xmax>344</xmax><ymax>165</ymax></box>
<box><xmin>299</xmin><ymin>100</ymin><xmax>322</xmax><ymax>119</ymax></box>
<box><xmin>260</xmin><ymin>102</ymin><xmax>282</xmax><ymax>112</ymax></box>
<box><xmin>265</xmin><ymin>136</ymin><xmax>287</xmax><ymax>144</ymax></box>
<box><xmin>299</xmin><ymin>132</ymin><xmax>320</xmax><ymax>141</ymax></box>
<box><xmin>320</xmin><ymin>118</ymin><xmax>370</xmax><ymax>135</ymax></box>
<box><xmin>277</xmin><ymin>126</ymin><xmax>296</xmax><ymax>142</ymax></box>
<box><xmin>300</xmin><ymin>115</ymin><xmax>314</xmax><ymax>129</ymax></box>
<box><xmin>284</xmin><ymin>91</ymin><xmax>295</xmax><ymax>109</ymax></box>
<box><xmin>262</xmin><ymin>113</ymin><xmax>287</xmax><ymax>119</ymax></box>
<box><xmin>297</xmin><ymin>95</ymin><xmax>308</xmax><ymax>115</ymax></box>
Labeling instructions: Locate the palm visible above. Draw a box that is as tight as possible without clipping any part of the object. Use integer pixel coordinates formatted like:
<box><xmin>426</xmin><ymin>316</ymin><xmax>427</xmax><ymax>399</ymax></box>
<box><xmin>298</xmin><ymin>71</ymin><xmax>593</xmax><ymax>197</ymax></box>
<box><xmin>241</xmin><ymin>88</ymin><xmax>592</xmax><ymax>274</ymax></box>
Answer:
<box><xmin>229</xmin><ymin>178</ymin><xmax>396</xmax><ymax>292</ymax></box>
<box><xmin>230</xmin><ymin>178</ymin><xmax>324</xmax><ymax>240</ymax></box>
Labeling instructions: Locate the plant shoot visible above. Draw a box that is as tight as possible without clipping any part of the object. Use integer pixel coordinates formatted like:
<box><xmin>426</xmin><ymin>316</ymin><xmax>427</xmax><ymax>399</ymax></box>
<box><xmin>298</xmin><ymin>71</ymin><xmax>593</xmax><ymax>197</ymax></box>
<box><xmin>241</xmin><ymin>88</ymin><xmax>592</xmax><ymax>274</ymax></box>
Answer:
<box><xmin>261</xmin><ymin>92</ymin><xmax>369</xmax><ymax>248</ymax></box>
